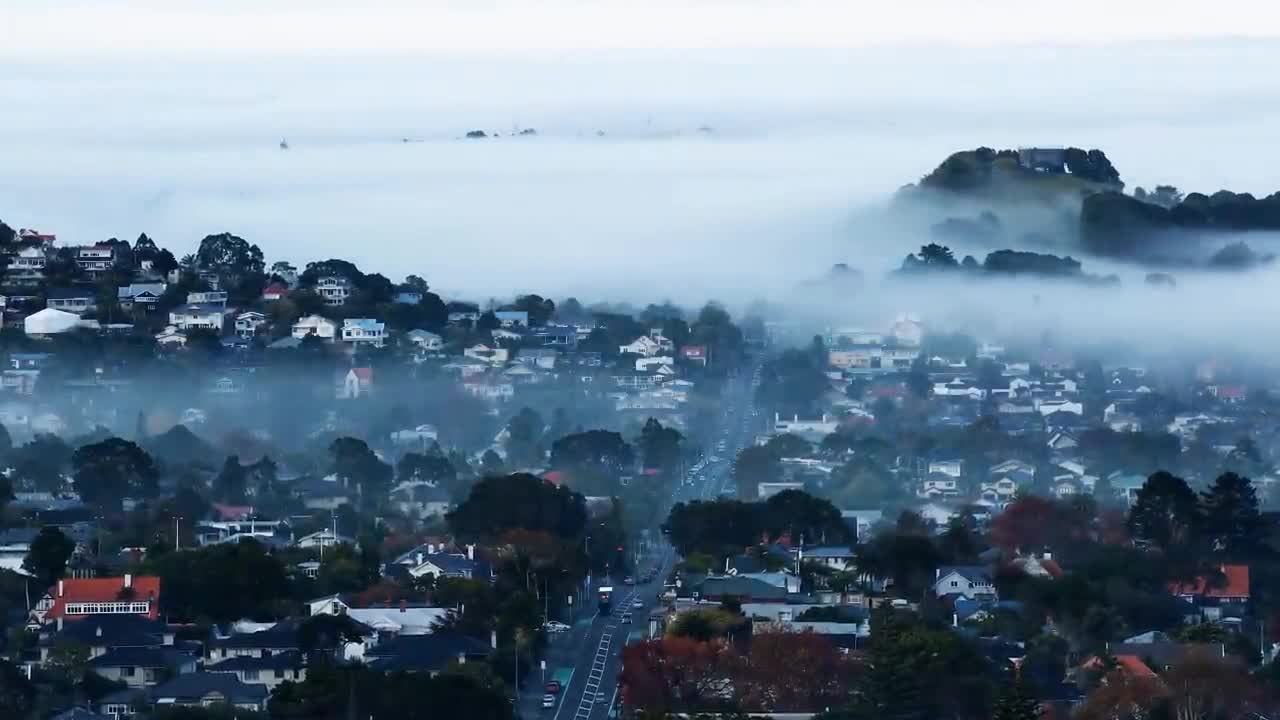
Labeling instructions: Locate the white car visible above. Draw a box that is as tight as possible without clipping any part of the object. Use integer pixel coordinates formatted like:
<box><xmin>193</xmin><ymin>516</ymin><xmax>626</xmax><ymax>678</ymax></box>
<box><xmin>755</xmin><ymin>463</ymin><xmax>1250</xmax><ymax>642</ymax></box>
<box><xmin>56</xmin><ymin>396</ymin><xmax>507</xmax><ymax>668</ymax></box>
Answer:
<box><xmin>543</xmin><ymin>694</ymin><xmax>556</xmax><ymax>708</ymax></box>
<box><xmin>543</xmin><ymin>621</ymin><xmax>570</xmax><ymax>633</ymax></box>
<box><xmin>632</xmin><ymin>599</ymin><xmax>644</xmax><ymax>609</ymax></box>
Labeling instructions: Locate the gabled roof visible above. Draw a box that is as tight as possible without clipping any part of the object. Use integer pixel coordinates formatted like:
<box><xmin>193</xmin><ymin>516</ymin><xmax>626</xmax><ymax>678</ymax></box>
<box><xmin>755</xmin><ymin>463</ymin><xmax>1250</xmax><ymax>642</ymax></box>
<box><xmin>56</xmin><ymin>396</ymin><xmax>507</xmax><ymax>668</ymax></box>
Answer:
<box><xmin>47</xmin><ymin>287</ymin><xmax>95</xmax><ymax>300</ymax></box>
<box><xmin>89</xmin><ymin>646</ymin><xmax>195</xmax><ymax>670</ymax></box>
<box><xmin>208</xmin><ymin>650</ymin><xmax>305</xmax><ymax>672</ymax></box>
<box><xmin>365</xmin><ymin>632</ymin><xmax>491</xmax><ymax>672</ymax></box>
<box><xmin>150</xmin><ymin>671</ymin><xmax>269</xmax><ymax>705</ymax></box>
<box><xmin>936</xmin><ymin>565</ymin><xmax>993</xmax><ymax>585</ymax></box>
<box><xmin>46</xmin><ymin>614</ymin><xmax>167</xmax><ymax>646</ymax></box>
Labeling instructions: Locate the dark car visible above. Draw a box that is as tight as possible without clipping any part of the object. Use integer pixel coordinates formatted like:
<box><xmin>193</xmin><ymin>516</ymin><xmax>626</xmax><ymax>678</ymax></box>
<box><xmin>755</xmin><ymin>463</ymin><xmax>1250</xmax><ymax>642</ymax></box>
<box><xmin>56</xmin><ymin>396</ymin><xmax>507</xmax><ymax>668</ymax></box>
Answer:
<box><xmin>545</xmin><ymin>681</ymin><xmax>561</xmax><ymax>694</ymax></box>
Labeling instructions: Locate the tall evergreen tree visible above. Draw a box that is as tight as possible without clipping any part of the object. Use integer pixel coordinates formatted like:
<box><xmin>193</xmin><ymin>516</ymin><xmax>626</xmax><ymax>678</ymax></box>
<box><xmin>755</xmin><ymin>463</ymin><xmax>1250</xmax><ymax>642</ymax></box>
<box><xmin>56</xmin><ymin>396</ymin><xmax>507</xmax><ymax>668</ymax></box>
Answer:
<box><xmin>855</xmin><ymin>606</ymin><xmax>929</xmax><ymax>720</ymax></box>
<box><xmin>1126</xmin><ymin>471</ymin><xmax>1199</xmax><ymax>554</ymax></box>
<box><xmin>1200</xmin><ymin>472</ymin><xmax>1266</xmax><ymax>559</ymax></box>
<box><xmin>992</xmin><ymin>673</ymin><xmax>1039</xmax><ymax>720</ymax></box>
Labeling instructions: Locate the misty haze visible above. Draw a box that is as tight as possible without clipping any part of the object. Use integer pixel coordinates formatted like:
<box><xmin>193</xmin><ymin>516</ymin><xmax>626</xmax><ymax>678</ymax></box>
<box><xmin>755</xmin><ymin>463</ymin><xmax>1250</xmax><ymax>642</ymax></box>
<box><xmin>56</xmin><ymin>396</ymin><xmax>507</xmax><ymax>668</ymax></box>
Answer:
<box><xmin>6</xmin><ymin>7</ymin><xmax>1280</xmax><ymax>720</ymax></box>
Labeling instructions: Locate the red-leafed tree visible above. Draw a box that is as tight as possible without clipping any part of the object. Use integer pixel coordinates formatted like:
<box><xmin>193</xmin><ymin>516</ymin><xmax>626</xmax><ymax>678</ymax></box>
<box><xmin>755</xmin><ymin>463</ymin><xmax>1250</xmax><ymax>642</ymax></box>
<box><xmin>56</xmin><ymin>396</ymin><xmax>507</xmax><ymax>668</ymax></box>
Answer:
<box><xmin>619</xmin><ymin>637</ymin><xmax>735</xmax><ymax>715</ymax></box>
<box><xmin>734</xmin><ymin>627</ymin><xmax>860</xmax><ymax>712</ymax></box>
<box><xmin>990</xmin><ymin>496</ymin><xmax>1093</xmax><ymax>555</ymax></box>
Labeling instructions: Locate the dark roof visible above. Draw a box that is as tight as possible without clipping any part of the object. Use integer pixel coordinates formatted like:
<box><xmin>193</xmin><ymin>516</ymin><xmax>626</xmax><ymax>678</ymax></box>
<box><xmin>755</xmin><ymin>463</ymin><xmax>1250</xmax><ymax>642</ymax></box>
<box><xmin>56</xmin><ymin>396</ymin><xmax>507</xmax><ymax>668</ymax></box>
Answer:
<box><xmin>150</xmin><ymin>671</ymin><xmax>269</xmax><ymax>704</ymax></box>
<box><xmin>208</xmin><ymin>650</ymin><xmax>305</xmax><ymax>672</ymax></box>
<box><xmin>0</xmin><ymin>527</ymin><xmax>40</xmax><ymax>545</ymax></box>
<box><xmin>51</xmin><ymin>709</ymin><xmax>112</xmax><ymax>720</ymax></box>
<box><xmin>210</xmin><ymin>622</ymin><xmax>300</xmax><ymax>651</ymax></box>
<box><xmin>89</xmin><ymin>646</ymin><xmax>195</xmax><ymax>670</ymax></box>
<box><xmin>1106</xmin><ymin>641</ymin><xmax>1225</xmax><ymax>668</ymax></box>
<box><xmin>46</xmin><ymin>287</ymin><xmax>95</xmax><ymax>300</ymax></box>
<box><xmin>937</xmin><ymin>565</ymin><xmax>993</xmax><ymax>584</ymax></box>
<box><xmin>365</xmin><ymin>633</ymin><xmax>491</xmax><ymax>673</ymax></box>
<box><xmin>697</xmin><ymin>576</ymin><xmax>788</xmax><ymax>601</ymax></box>
<box><xmin>46</xmin><ymin>615</ymin><xmax>167</xmax><ymax>647</ymax></box>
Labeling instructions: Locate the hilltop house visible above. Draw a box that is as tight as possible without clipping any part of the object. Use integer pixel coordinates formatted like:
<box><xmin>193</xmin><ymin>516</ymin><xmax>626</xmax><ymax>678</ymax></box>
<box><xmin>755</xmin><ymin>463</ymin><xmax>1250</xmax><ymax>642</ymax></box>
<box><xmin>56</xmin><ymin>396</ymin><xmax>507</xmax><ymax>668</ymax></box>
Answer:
<box><xmin>75</xmin><ymin>245</ymin><xmax>115</xmax><ymax>276</ymax></box>
<box><xmin>8</xmin><ymin>245</ymin><xmax>48</xmax><ymax>283</ymax></box>
<box><xmin>235</xmin><ymin>311</ymin><xmax>267</xmax><ymax>338</ymax></box>
<box><xmin>117</xmin><ymin>283</ymin><xmax>166</xmax><ymax>311</ymax></box>
<box><xmin>620</xmin><ymin>335</ymin><xmax>663</xmax><ymax>358</ymax></box>
<box><xmin>934</xmin><ymin>566</ymin><xmax>997</xmax><ymax>601</ymax></box>
<box><xmin>261</xmin><ymin>282</ymin><xmax>288</xmax><ymax>301</ymax></box>
<box><xmin>407</xmin><ymin>329</ymin><xmax>444</xmax><ymax>353</ymax></box>
<box><xmin>338</xmin><ymin>367</ymin><xmax>373</xmax><ymax>399</ymax></box>
<box><xmin>316</xmin><ymin>276</ymin><xmax>351</xmax><ymax>306</ymax></box>
<box><xmin>292</xmin><ymin>315</ymin><xmax>337</xmax><ymax>341</ymax></box>
<box><xmin>493</xmin><ymin>310</ymin><xmax>529</xmax><ymax>328</ymax></box>
<box><xmin>46</xmin><ymin>288</ymin><xmax>97</xmax><ymax>315</ymax></box>
<box><xmin>169</xmin><ymin>304</ymin><xmax>225</xmax><ymax>332</ymax></box>
<box><xmin>342</xmin><ymin>318</ymin><xmax>386</xmax><ymax>348</ymax></box>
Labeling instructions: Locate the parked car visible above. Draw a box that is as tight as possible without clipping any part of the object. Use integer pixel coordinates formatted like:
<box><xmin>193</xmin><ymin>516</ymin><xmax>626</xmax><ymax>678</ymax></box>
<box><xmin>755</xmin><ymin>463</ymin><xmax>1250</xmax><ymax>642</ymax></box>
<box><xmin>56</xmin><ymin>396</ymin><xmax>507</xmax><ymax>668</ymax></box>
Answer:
<box><xmin>545</xmin><ymin>681</ymin><xmax>561</xmax><ymax>694</ymax></box>
<box><xmin>543</xmin><ymin>695</ymin><xmax>556</xmax><ymax>708</ymax></box>
<box><xmin>631</xmin><ymin>599</ymin><xmax>644</xmax><ymax>609</ymax></box>
<box><xmin>543</xmin><ymin>621</ymin><xmax>570</xmax><ymax>633</ymax></box>
<box><xmin>623</xmin><ymin>576</ymin><xmax>635</xmax><ymax>585</ymax></box>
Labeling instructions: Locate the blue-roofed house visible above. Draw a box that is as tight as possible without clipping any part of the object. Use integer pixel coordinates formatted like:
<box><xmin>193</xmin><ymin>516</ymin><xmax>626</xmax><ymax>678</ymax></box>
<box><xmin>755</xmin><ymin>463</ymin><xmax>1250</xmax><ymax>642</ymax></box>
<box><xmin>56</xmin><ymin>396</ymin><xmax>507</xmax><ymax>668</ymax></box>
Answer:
<box><xmin>934</xmin><ymin>566</ymin><xmax>997</xmax><ymax>601</ymax></box>
<box><xmin>531</xmin><ymin>324</ymin><xmax>578</xmax><ymax>349</ymax></box>
<box><xmin>90</xmin><ymin>646</ymin><xmax>199</xmax><ymax>688</ymax></box>
<box><xmin>341</xmin><ymin>318</ymin><xmax>386</xmax><ymax>348</ymax></box>
<box><xmin>395</xmin><ymin>290</ymin><xmax>423</xmax><ymax>305</ymax></box>
<box><xmin>1108</xmin><ymin>472</ymin><xmax>1148</xmax><ymax>506</ymax></box>
<box><xmin>146</xmin><ymin>671</ymin><xmax>269</xmax><ymax>711</ymax></box>
<box><xmin>207</xmin><ymin>650</ymin><xmax>306</xmax><ymax>690</ymax></box>
<box><xmin>393</xmin><ymin>545</ymin><xmax>489</xmax><ymax>581</ymax></box>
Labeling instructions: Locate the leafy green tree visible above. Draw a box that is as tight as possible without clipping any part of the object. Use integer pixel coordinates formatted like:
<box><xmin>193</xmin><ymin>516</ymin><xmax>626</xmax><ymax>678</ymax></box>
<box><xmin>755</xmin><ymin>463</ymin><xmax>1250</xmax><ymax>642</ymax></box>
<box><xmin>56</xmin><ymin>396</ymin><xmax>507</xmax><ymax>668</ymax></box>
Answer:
<box><xmin>23</xmin><ymin>526</ymin><xmax>75</xmax><ymax>590</ymax></box>
<box><xmin>639</xmin><ymin>418</ymin><xmax>683</xmax><ymax>472</ymax></box>
<box><xmin>504</xmin><ymin>407</ymin><xmax>545</xmax><ymax>468</ymax></box>
<box><xmin>71</xmin><ymin>437</ymin><xmax>159</xmax><ymax>510</ymax></box>
<box><xmin>550</xmin><ymin>430</ymin><xmax>634</xmax><ymax>474</ymax></box>
<box><xmin>142</xmin><ymin>540</ymin><xmax>290</xmax><ymax>622</ymax></box>
<box><xmin>1126</xmin><ymin>471</ymin><xmax>1199</xmax><ymax>555</ymax></box>
<box><xmin>329</xmin><ymin>437</ymin><xmax>393</xmax><ymax>510</ymax></box>
<box><xmin>447</xmin><ymin>473</ymin><xmax>587</xmax><ymax>541</ymax></box>
<box><xmin>764</xmin><ymin>490</ymin><xmax>849</xmax><ymax>545</ymax></box>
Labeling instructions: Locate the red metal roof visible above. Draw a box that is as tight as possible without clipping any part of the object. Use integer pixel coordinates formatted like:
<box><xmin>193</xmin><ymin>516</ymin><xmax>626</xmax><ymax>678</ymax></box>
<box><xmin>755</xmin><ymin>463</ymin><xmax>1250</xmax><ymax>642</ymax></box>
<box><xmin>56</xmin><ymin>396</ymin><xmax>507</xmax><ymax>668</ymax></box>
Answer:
<box><xmin>43</xmin><ymin>576</ymin><xmax>162</xmax><ymax>622</ymax></box>
<box><xmin>1169</xmin><ymin>564</ymin><xmax>1250</xmax><ymax>599</ymax></box>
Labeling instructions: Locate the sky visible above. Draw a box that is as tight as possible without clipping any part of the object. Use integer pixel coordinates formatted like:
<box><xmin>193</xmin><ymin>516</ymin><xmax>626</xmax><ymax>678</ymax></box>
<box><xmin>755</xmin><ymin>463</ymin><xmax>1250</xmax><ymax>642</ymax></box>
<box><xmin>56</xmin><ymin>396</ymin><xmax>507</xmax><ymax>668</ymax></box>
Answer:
<box><xmin>2</xmin><ymin>2</ymin><xmax>1280</xmax><ymax>325</ymax></box>
<box><xmin>3</xmin><ymin>1</ymin><xmax>1279</xmax><ymax>54</ymax></box>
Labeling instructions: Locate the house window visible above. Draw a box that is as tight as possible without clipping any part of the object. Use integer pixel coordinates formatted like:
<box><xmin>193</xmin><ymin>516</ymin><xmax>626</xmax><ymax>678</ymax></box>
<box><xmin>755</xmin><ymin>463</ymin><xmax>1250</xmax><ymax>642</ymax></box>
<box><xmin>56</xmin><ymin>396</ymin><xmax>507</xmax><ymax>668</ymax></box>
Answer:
<box><xmin>274</xmin><ymin>669</ymin><xmax>285</xmax><ymax>679</ymax></box>
<box><xmin>121</xmin><ymin>666</ymin><xmax>135</xmax><ymax>677</ymax></box>
<box><xmin>244</xmin><ymin>670</ymin><xmax>259</xmax><ymax>681</ymax></box>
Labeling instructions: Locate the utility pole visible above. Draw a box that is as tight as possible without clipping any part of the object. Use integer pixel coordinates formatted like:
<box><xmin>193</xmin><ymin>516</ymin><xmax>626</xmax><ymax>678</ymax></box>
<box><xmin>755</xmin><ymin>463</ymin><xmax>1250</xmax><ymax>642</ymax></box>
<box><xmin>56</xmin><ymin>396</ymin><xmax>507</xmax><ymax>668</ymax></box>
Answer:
<box><xmin>174</xmin><ymin>517</ymin><xmax>180</xmax><ymax>551</ymax></box>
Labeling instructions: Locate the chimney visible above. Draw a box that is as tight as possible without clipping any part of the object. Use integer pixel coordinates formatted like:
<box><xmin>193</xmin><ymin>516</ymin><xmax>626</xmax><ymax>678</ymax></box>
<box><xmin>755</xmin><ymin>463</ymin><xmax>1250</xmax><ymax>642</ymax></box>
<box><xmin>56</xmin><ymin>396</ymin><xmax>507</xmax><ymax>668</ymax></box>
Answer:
<box><xmin>96</xmin><ymin>625</ymin><xmax>103</xmax><ymax>638</ymax></box>
<box><xmin>58</xmin><ymin>580</ymin><xmax>64</xmax><ymax>597</ymax></box>
<box><xmin>490</xmin><ymin>630</ymin><xmax>498</xmax><ymax>650</ymax></box>
<box><xmin>467</xmin><ymin>544</ymin><xmax>475</xmax><ymax>561</ymax></box>
<box><xmin>124</xmin><ymin>574</ymin><xmax>132</xmax><ymax>589</ymax></box>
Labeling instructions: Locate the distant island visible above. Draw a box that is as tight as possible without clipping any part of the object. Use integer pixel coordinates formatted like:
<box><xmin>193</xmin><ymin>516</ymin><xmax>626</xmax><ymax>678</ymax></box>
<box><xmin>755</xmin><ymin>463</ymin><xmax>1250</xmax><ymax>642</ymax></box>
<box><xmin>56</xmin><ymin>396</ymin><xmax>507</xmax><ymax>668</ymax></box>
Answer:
<box><xmin>895</xmin><ymin>146</ymin><xmax>1280</xmax><ymax>271</ymax></box>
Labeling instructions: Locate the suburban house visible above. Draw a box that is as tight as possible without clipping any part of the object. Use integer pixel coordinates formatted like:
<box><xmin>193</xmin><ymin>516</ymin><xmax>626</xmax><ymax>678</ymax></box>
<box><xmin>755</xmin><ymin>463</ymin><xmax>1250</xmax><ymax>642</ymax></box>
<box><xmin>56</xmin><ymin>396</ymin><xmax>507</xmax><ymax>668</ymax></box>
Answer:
<box><xmin>207</xmin><ymin>651</ymin><xmax>306</xmax><ymax>690</ymax></box>
<box><xmin>406</xmin><ymin>329</ymin><xmax>444</xmax><ymax>353</ymax></box>
<box><xmin>186</xmin><ymin>290</ymin><xmax>228</xmax><ymax>307</ymax></box>
<box><xmin>261</xmin><ymin>282</ymin><xmax>288</xmax><ymax>301</ymax></box>
<box><xmin>168</xmin><ymin>304</ymin><xmax>225</xmax><ymax>331</ymax></box>
<box><xmin>365</xmin><ymin>633</ymin><xmax>492</xmax><ymax>674</ymax></box>
<box><xmin>516</xmin><ymin>348</ymin><xmax>558</xmax><ymax>370</ymax></box>
<box><xmin>338</xmin><ymin>367</ymin><xmax>374</xmax><ymax>399</ymax></box>
<box><xmin>1169</xmin><ymin>564</ymin><xmax>1250</xmax><ymax>621</ymax></box>
<box><xmin>31</xmin><ymin>575</ymin><xmax>162</xmax><ymax>627</ymax></box>
<box><xmin>154</xmin><ymin>326</ymin><xmax>187</xmax><ymax>348</ymax></box>
<box><xmin>619</xmin><ymin>335</ymin><xmax>663</xmax><ymax>357</ymax></box>
<box><xmin>531</xmin><ymin>324</ymin><xmax>577</xmax><ymax>348</ymax></box>
<box><xmin>342</xmin><ymin>318</ymin><xmax>386</xmax><ymax>348</ymax></box>
<box><xmin>292</xmin><ymin>315</ymin><xmax>338</xmax><ymax>341</ymax></box>
<box><xmin>934</xmin><ymin>566</ymin><xmax>997</xmax><ymax>601</ymax></box>
<box><xmin>309</xmin><ymin>595</ymin><xmax>449</xmax><ymax>637</ymax></box>
<box><xmin>117</xmin><ymin>283</ymin><xmax>166</xmax><ymax>311</ymax></box>
<box><xmin>493</xmin><ymin>310</ymin><xmax>529</xmax><ymax>328</ymax></box>
<box><xmin>235</xmin><ymin>311</ymin><xmax>267</xmax><ymax>338</ymax></box>
<box><xmin>140</xmin><ymin>672</ymin><xmax>269</xmax><ymax>712</ymax></box>
<box><xmin>797</xmin><ymin>546</ymin><xmax>857</xmax><ymax>570</ymax></box>
<box><xmin>464</xmin><ymin>344</ymin><xmax>508</xmax><ymax>365</ymax></box>
<box><xmin>393</xmin><ymin>545</ymin><xmax>486</xmax><ymax>580</ymax></box>
<box><xmin>76</xmin><ymin>245</ymin><xmax>115</xmax><ymax>276</ymax></box>
<box><xmin>681</xmin><ymin>345</ymin><xmax>708</xmax><ymax>365</ymax></box>
<box><xmin>316</xmin><ymin>276</ymin><xmax>351</xmax><ymax>306</ymax></box>
<box><xmin>46</xmin><ymin>288</ymin><xmax>97</xmax><ymax>315</ymax></box>
<box><xmin>8</xmin><ymin>244</ymin><xmax>48</xmax><ymax>283</ymax></box>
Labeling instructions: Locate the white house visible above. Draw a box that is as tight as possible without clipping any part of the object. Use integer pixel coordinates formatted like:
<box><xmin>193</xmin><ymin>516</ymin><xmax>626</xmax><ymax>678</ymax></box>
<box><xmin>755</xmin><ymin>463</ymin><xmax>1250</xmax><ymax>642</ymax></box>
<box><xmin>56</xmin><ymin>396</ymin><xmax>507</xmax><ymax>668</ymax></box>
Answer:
<box><xmin>75</xmin><ymin>245</ymin><xmax>115</xmax><ymax>275</ymax></box>
<box><xmin>928</xmin><ymin>459</ymin><xmax>964</xmax><ymax>478</ymax></box>
<box><xmin>493</xmin><ymin>310</ymin><xmax>529</xmax><ymax>328</ymax></box>
<box><xmin>23</xmin><ymin>308</ymin><xmax>81</xmax><ymax>336</ymax></box>
<box><xmin>391</xmin><ymin>424</ymin><xmax>439</xmax><ymax>446</ymax></box>
<box><xmin>635</xmin><ymin>356</ymin><xmax>675</xmax><ymax>372</ymax></box>
<box><xmin>8</xmin><ymin>245</ymin><xmax>47</xmax><ymax>283</ymax></box>
<box><xmin>619</xmin><ymin>336</ymin><xmax>662</xmax><ymax>357</ymax></box>
<box><xmin>154</xmin><ymin>326</ymin><xmax>188</xmax><ymax>348</ymax></box>
<box><xmin>338</xmin><ymin>368</ymin><xmax>373</xmax><ymax>399</ymax></box>
<box><xmin>934</xmin><ymin>566</ymin><xmax>997</xmax><ymax>600</ymax></box>
<box><xmin>342</xmin><ymin>318</ymin><xmax>386</xmax><ymax>348</ymax></box>
<box><xmin>773</xmin><ymin>414</ymin><xmax>839</xmax><ymax>436</ymax></box>
<box><xmin>464</xmin><ymin>344</ymin><xmax>508</xmax><ymax>365</ymax></box>
<box><xmin>235</xmin><ymin>311</ymin><xmax>267</xmax><ymax>338</ymax></box>
<box><xmin>169</xmin><ymin>303</ymin><xmax>225</xmax><ymax>331</ymax></box>
<box><xmin>316</xmin><ymin>276</ymin><xmax>350</xmax><ymax>306</ymax></box>
<box><xmin>406</xmin><ymin>330</ymin><xmax>444</xmax><ymax>352</ymax></box>
<box><xmin>1037</xmin><ymin>399</ymin><xmax>1083</xmax><ymax>416</ymax></box>
<box><xmin>295</xmin><ymin>529</ymin><xmax>352</xmax><ymax>550</ymax></box>
<box><xmin>292</xmin><ymin>315</ymin><xmax>338</xmax><ymax>341</ymax></box>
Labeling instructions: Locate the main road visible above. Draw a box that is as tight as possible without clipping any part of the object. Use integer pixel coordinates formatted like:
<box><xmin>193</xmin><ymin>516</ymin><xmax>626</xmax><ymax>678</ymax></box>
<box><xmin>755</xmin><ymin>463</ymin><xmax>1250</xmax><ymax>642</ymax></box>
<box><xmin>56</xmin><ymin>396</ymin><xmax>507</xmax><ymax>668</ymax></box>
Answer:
<box><xmin>530</xmin><ymin>356</ymin><xmax>767</xmax><ymax>720</ymax></box>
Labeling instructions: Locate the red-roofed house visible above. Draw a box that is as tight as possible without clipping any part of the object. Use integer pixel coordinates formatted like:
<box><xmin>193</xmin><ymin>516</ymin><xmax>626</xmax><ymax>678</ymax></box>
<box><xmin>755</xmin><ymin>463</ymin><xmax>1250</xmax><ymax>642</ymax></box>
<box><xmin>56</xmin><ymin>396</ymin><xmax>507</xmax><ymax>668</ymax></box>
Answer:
<box><xmin>1210</xmin><ymin>385</ymin><xmax>1247</xmax><ymax>403</ymax></box>
<box><xmin>261</xmin><ymin>282</ymin><xmax>289</xmax><ymax>301</ymax></box>
<box><xmin>542</xmin><ymin>470</ymin><xmax>566</xmax><ymax>486</ymax></box>
<box><xmin>32</xmin><ymin>575</ymin><xmax>161</xmax><ymax>626</ymax></box>
<box><xmin>1169</xmin><ymin>564</ymin><xmax>1250</xmax><ymax>604</ymax></box>
<box><xmin>211</xmin><ymin>503</ymin><xmax>255</xmax><ymax>522</ymax></box>
<box><xmin>338</xmin><ymin>367</ymin><xmax>373</xmax><ymax>399</ymax></box>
